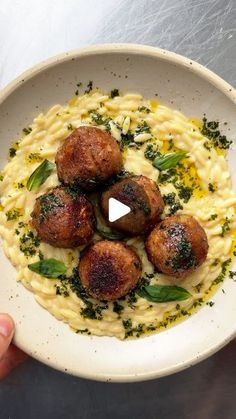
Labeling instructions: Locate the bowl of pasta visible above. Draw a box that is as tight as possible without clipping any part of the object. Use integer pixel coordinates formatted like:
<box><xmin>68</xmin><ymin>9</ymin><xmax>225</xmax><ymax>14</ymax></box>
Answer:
<box><xmin>0</xmin><ymin>44</ymin><xmax>236</xmax><ymax>381</ymax></box>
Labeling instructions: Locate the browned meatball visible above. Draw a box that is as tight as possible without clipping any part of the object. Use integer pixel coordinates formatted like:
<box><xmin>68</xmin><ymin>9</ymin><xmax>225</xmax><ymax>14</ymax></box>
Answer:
<box><xmin>55</xmin><ymin>126</ymin><xmax>122</xmax><ymax>190</ymax></box>
<box><xmin>31</xmin><ymin>186</ymin><xmax>96</xmax><ymax>248</ymax></box>
<box><xmin>145</xmin><ymin>214</ymin><xmax>208</xmax><ymax>278</ymax></box>
<box><xmin>100</xmin><ymin>175</ymin><xmax>164</xmax><ymax>236</ymax></box>
<box><xmin>78</xmin><ymin>240</ymin><xmax>142</xmax><ymax>300</ymax></box>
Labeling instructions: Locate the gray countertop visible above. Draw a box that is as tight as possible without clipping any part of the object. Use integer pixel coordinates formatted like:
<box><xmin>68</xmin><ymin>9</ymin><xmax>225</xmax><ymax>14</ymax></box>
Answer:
<box><xmin>1</xmin><ymin>0</ymin><xmax>236</xmax><ymax>418</ymax></box>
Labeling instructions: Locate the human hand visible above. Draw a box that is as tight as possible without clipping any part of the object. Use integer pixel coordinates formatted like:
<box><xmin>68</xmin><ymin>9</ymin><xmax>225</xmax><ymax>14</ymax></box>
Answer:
<box><xmin>0</xmin><ymin>313</ymin><xmax>28</xmax><ymax>380</ymax></box>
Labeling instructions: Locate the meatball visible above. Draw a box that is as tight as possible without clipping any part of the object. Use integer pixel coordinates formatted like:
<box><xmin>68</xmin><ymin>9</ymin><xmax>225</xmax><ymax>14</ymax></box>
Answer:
<box><xmin>31</xmin><ymin>186</ymin><xmax>96</xmax><ymax>248</ymax></box>
<box><xmin>55</xmin><ymin>126</ymin><xmax>122</xmax><ymax>190</ymax></box>
<box><xmin>100</xmin><ymin>175</ymin><xmax>164</xmax><ymax>235</ymax></box>
<box><xmin>79</xmin><ymin>240</ymin><xmax>142</xmax><ymax>300</ymax></box>
<box><xmin>145</xmin><ymin>214</ymin><xmax>208</xmax><ymax>278</ymax></box>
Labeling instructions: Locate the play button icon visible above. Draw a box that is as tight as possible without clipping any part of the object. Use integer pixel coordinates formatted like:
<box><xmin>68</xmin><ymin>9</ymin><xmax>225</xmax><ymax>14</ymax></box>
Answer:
<box><xmin>108</xmin><ymin>198</ymin><xmax>131</xmax><ymax>222</ymax></box>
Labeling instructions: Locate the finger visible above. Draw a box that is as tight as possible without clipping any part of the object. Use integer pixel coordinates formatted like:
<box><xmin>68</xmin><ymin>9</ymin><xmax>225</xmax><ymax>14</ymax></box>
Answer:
<box><xmin>0</xmin><ymin>314</ymin><xmax>14</xmax><ymax>359</ymax></box>
<box><xmin>0</xmin><ymin>344</ymin><xmax>28</xmax><ymax>380</ymax></box>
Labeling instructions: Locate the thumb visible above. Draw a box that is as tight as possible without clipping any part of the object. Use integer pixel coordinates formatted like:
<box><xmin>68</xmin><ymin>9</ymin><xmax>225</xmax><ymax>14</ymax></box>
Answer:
<box><xmin>0</xmin><ymin>314</ymin><xmax>14</xmax><ymax>359</ymax></box>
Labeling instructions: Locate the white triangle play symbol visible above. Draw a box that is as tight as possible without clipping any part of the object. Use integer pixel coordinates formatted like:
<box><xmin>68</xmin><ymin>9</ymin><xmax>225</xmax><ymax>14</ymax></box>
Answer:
<box><xmin>108</xmin><ymin>198</ymin><xmax>131</xmax><ymax>222</ymax></box>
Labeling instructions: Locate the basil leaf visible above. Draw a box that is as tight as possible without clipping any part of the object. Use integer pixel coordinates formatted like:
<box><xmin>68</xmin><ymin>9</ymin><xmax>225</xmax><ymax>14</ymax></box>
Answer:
<box><xmin>137</xmin><ymin>284</ymin><xmax>191</xmax><ymax>302</ymax></box>
<box><xmin>27</xmin><ymin>160</ymin><xmax>55</xmax><ymax>192</ymax></box>
<box><xmin>96</xmin><ymin>228</ymin><xmax>124</xmax><ymax>240</ymax></box>
<box><xmin>153</xmin><ymin>152</ymin><xmax>188</xmax><ymax>171</ymax></box>
<box><xmin>28</xmin><ymin>258</ymin><xmax>67</xmax><ymax>278</ymax></box>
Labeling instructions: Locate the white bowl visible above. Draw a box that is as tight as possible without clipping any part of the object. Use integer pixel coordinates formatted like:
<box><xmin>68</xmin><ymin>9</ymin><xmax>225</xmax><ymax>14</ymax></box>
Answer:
<box><xmin>0</xmin><ymin>44</ymin><xmax>236</xmax><ymax>382</ymax></box>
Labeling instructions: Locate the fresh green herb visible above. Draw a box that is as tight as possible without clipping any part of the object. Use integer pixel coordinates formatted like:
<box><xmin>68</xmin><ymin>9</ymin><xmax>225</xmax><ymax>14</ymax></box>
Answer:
<box><xmin>208</xmin><ymin>183</ymin><xmax>216</xmax><ymax>193</ymax></box>
<box><xmin>84</xmin><ymin>80</ymin><xmax>93</xmax><ymax>94</ymax></box>
<box><xmin>0</xmin><ymin>173</ymin><xmax>4</xmax><ymax>181</ymax></box>
<box><xmin>153</xmin><ymin>151</ymin><xmax>188</xmax><ymax>171</ymax></box>
<box><xmin>221</xmin><ymin>218</ymin><xmax>230</xmax><ymax>237</ymax></box>
<box><xmin>209</xmin><ymin>214</ymin><xmax>218</xmax><ymax>221</ymax></box>
<box><xmin>17</xmin><ymin>182</ymin><xmax>25</xmax><ymax>189</ymax></box>
<box><xmin>138</xmin><ymin>284</ymin><xmax>191</xmax><ymax>303</ymax></box>
<box><xmin>233</xmin><ymin>251</ymin><xmax>236</xmax><ymax>257</ymax></box>
<box><xmin>96</xmin><ymin>228</ymin><xmax>125</xmax><ymax>240</ymax></box>
<box><xmin>23</xmin><ymin>127</ymin><xmax>32</xmax><ymax>135</ymax></box>
<box><xmin>110</xmin><ymin>89</ymin><xmax>119</xmax><ymax>98</ymax></box>
<box><xmin>67</xmin><ymin>123</ymin><xmax>74</xmax><ymax>130</ymax></box>
<box><xmin>19</xmin><ymin>231</ymin><xmax>40</xmax><ymax>257</ymax></box>
<box><xmin>201</xmin><ymin>117</ymin><xmax>232</xmax><ymax>150</ymax></box>
<box><xmin>144</xmin><ymin>144</ymin><xmax>160</xmax><ymax>161</ymax></box>
<box><xmin>113</xmin><ymin>301</ymin><xmax>124</xmax><ymax>315</ymax></box>
<box><xmin>138</xmin><ymin>106</ymin><xmax>151</xmax><ymax>113</ymax></box>
<box><xmin>6</xmin><ymin>208</ymin><xmax>22</xmax><ymax>221</ymax></box>
<box><xmin>27</xmin><ymin>160</ymin><xmax>55</xmax><ymax>192</ymax></box>
<box><xmin>135</xmin><ymin>121</ymin><xmax>150</xmax><ymax>135</ymax></box>
<box><xmin>163</xmin><ymin>192</ymin><xmax>183</xmax><ymax>215</ymax></box>
<box><xmin>28</xmin><ymin>258</ymin><xmax>67</xmax><ymax>278</ymax></box>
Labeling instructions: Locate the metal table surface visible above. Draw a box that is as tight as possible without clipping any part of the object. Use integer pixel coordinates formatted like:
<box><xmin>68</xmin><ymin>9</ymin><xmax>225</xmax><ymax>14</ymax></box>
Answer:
<box><xmin>0</xmin><ymin>1</ymin><xmax>236</xmax><ymax>418</ymax></box>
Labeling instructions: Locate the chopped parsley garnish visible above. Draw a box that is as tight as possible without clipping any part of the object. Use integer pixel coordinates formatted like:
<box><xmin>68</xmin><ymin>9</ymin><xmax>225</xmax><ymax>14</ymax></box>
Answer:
<box><xmin>22</xmin><ymin>127</ymin><xmax>32</xmax><ymax>135</ymax></box>
<box><xmin>163</xmin><ymin>192</ymin><xmax>183</xmax><ymax>215</ymax></box>
<box><xmin>19</xmin><ymin>231</ymin><xmax>40</xmax><ymax>257</ymax></box>
<box><xmin>90</xmin><ymin>111</ymin><xmax>112</xmax><ymax>132</ymax></box>
<box><xmin>113</xmin><ymin>301</ymin><xmax>124</xmax><ymax>315</ymax></box>
<box><xmin>201</xmin><ymin>117</ymin><xmax>232</xmax><ymax>150</ymax></box>
<box><xmin>221</xmin><ymin>218</ymin><xmax>230</xmax><ymax>237</ymax></box>
<box><xmin>6</xmin><ymin>208</ymin><xmax>22</xmax><ymax>221</ymax></box>
<box><xmin>138</xmin><ymin>106</ymin><xmax>151</xmax><ymax>113</ymax></box>
<box><xmin>229</xmin><ymin>271</ymin><xmax>236</xmax><ymax>280</ymax></box>
<box><xmin>120</xmin><ymin>131</ymin><xmax>135</xmax><ymax>150</ymax></box>
<box><xmin>9</xmin><ymin>147</ymin><xmax>17</xmax><ymax>158</ymax></box>
<box><xmin>213</xmin><ymin>258</ymin><xmax>231</xmax><ymax>284</ymax></box>
<box><xmin>177</xmin><ymin>186</ymin><xmax>193</xmax><ymax>203</ymax></box>
<box><xmin>110</xmin><ymin>88</ymin><xmax>119</xmax><ymax>98</ymax></box>
<box><xmin>0</xmin><ymin>173</ymin><xmax>4</xmax><ymax>181</ymax></box>
<box><xmin>144</xmin><ymin>144</ymin><xmax>160</xmax><ymax>161</ymax></box>
<box><xmin>208</xmin><ymin>183</ymin><xmax>216</xmax><ymax>192</ymax></box>
<box><xmin>135</xmin><ymin>121</ymin><xmax>150</xmax><ymax>134</ymax></box>
<box><xmin>67</xmin><ymin>123</ymin><xmax>74</xmax><ymax>130</ymax></box>
<box><xmin>122</xmin><ymin>319</ymin><xmax>132</xmax><ymax>329</ymax></box>
<box><xmin>27</xmin><ymin>153</ymin><xmax>42</xmax><ymax>163</ymax></box>
<box><xmin>209</xmin><ymin>214</ymin><xmax>218</xmax><ymax>221</ymax></box>
<box><xmin>84</xmin><ymin>80</ymin><xmax>93</xmax><ymax>94</ymax></box>
<box><xmin>206</xmin><ymin>301</ymin><xmax>215</xmax><ymax>307</ymax></box>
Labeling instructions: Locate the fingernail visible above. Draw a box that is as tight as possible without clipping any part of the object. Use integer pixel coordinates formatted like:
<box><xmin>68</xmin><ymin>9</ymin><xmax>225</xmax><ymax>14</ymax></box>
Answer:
<box><xmin>0</xmin><ymin>316</ymin><xmax>13</xmax><ymax>337</ymax></box>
